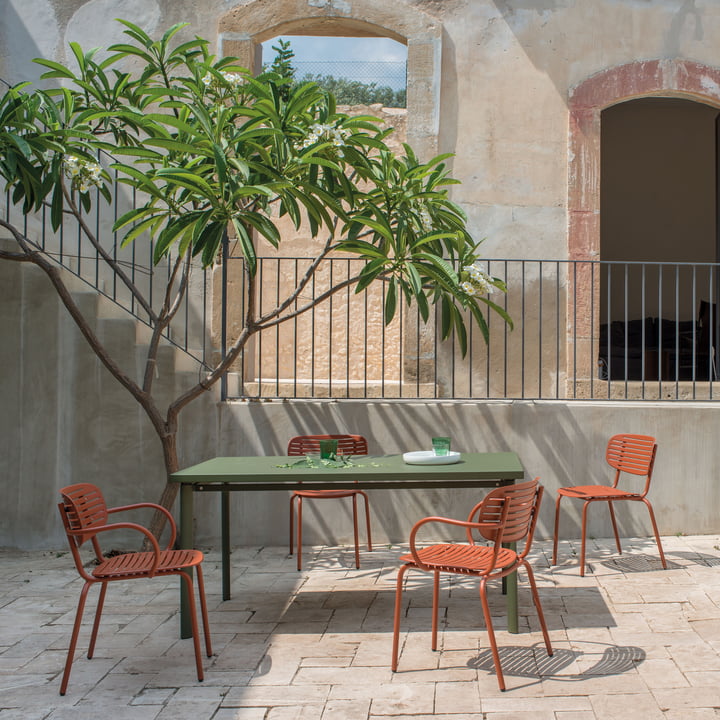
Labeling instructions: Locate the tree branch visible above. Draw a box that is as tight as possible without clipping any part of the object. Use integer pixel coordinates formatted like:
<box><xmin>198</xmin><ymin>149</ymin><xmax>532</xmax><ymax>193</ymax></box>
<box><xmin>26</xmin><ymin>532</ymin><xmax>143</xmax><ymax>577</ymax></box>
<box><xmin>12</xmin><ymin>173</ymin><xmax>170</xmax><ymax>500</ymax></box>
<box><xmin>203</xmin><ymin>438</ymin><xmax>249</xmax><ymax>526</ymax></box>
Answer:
<box><xmin>61</xmin><ymin>183</ymin><xmax>157</xmax><ymax>321</ymax></box>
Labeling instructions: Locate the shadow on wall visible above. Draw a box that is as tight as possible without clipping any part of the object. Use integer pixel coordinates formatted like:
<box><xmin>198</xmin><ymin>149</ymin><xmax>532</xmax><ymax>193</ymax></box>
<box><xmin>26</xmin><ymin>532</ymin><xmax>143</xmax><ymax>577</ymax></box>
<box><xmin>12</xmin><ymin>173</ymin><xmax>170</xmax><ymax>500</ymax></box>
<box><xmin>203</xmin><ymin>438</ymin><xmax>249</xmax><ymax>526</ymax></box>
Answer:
<box><xmin>209</xmin><ymin>398</ymin><xmax>702</xmax><ymax>544</ymax></box>
<box><xmin>1</xmin><ymin>2</ymin><xmax>53</xmax><ymax>86</ymax></box>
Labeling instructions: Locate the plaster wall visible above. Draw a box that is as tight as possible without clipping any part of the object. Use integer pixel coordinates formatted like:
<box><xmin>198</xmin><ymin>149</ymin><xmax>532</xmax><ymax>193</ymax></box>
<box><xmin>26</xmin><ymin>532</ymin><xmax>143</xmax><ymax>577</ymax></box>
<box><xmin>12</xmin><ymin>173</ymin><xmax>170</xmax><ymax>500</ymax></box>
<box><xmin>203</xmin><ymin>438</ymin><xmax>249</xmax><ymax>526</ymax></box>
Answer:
<box><xmin>6</xmin><ymin>0</ymin><xmax>720</xmax><ymax>261</ymax></box>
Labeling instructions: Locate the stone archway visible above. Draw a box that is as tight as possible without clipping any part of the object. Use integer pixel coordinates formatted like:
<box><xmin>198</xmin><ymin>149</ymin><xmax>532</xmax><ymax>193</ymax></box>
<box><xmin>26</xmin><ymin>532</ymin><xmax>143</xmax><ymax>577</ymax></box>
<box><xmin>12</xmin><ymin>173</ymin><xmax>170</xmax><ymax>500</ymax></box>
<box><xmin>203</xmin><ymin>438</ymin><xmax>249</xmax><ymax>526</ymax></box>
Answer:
<box><xmin>213</xmin><ymin>1</ymin><xmax>445</xmax><ymax>398</ymax></box>
<box><xmin>568</xmin><ymin>59</ymin><xmax>720</xmax><ymax>263</ymax></box>
<box><xmin>567</xmin><ymin>60</ymin><xmax>720</xmax><ymax>392</ymax></box>
<box><xmin>216</xmin><ymin>0</ymin><xmax>442</xmax><ymax>159</ymax></box>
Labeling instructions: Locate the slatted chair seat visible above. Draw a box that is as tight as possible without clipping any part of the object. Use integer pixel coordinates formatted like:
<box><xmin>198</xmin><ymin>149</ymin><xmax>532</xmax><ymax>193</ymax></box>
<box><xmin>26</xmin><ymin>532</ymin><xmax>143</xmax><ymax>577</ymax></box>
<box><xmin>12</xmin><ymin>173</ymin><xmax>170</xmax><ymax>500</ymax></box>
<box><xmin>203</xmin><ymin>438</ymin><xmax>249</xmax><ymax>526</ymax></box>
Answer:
<box><xmin>398</xmin><ymin>545</ymin><xmax>518</xmax><ymax>575</ymax></box>
<box><xmin>92</xmin><ymin>548</ymin><xmax>204</xmax><ymax>579</ymax></box>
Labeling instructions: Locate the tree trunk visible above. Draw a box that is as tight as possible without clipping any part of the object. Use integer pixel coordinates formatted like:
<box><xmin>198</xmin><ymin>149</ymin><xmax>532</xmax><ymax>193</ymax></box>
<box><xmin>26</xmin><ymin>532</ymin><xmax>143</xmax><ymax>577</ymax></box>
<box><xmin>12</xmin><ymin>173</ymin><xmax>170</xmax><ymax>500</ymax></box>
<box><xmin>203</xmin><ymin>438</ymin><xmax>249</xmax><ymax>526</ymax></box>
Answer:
<box><xmin>146</xmin><ymin>431</ymin><xmax>182</xmax><ymax>547</ymax></box>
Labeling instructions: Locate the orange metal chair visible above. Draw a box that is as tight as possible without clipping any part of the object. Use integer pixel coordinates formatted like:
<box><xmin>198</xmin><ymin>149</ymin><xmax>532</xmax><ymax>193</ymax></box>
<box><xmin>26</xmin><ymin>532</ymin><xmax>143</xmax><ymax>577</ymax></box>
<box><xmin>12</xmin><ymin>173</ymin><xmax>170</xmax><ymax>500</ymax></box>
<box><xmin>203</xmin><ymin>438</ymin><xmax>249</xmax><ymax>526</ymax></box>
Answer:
<box><xmin>57</xmin><ymin>483</ymin><xmax>212</xmax><ymax>695</ymax></box>
<box><xmin>288</xmin><ymin>434</ymin><xmax>372</xmax><ymax>571</ymax></box>
<box><xmin>552</xmin><ymin>433</ymin><xmax>667</xmax><ymax>576</ymax></box>
<box><xmin>391</xmin><ymin>479</ymin><xmax>552</xmax><ymax>690</ymax></box>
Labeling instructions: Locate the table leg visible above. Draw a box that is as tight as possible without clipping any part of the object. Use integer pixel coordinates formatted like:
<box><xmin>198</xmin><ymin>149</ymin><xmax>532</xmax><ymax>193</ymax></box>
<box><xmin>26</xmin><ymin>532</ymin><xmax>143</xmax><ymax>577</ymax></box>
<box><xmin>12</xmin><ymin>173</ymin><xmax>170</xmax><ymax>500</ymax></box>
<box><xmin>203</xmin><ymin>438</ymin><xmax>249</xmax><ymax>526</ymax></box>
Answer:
<box><xmin>222</xmin><ymin>488</ymin><xmax>230</xmax><ymax>601</ymax></box>
<box><xmin>179</xmin><ymin>484</ymin><xmax>194</xmax><ymax>639</ymax></box>
<box><xmin>506</xmin><ymin>569</ymin><xmax>518</xmax><ymax>633</ymax></box>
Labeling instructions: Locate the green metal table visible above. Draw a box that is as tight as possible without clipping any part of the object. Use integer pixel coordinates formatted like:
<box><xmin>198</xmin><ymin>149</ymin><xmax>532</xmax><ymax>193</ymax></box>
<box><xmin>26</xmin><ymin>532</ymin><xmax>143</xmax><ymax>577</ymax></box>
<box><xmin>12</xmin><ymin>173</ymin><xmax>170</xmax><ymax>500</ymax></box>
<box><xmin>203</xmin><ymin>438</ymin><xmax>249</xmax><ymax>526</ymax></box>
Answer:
<box><xmin>171</xmin><ymin>452</ymin><xmax>524</xmax><ymax>638</ymax></box>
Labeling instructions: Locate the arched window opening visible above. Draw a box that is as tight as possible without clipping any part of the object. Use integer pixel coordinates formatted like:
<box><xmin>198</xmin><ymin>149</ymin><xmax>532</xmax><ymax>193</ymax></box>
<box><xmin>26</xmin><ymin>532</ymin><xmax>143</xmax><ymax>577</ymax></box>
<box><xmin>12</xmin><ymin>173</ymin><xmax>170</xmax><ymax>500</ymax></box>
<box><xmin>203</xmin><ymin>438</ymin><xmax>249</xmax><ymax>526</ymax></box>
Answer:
<box><xmin>262</xmin><ymin>35</ymin><xmax>407</xmax><ymax>108</ymax></box>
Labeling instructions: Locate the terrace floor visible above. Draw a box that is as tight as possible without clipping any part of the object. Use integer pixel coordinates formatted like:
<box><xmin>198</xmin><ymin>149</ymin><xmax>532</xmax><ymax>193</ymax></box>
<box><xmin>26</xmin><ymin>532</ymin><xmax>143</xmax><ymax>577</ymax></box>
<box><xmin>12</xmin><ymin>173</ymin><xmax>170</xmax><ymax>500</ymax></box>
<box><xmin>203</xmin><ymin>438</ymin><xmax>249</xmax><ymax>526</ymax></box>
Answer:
<box><xmin>2</xmin><ymin>535</ymin><xmax>720</xmax><ymax>719</ymax></box>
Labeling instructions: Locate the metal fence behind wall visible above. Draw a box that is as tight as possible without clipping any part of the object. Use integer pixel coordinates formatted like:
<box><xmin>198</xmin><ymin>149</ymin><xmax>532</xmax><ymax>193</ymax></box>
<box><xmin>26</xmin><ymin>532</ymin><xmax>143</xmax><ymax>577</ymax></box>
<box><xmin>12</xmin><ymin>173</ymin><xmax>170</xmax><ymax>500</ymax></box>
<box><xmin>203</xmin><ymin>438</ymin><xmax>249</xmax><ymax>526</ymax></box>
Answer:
<box><xmin>1</xmin><ymin>159</ymin><xmax>212</xmax><ymax>370</ymax></box>
<box><xmin>224</xmin><ymin>257</ymin><xmax>720</xmax><ymax>402</ymax></box>
<box><xmin>293</xmin><ymin>61</ymin><xmax>406</xmax><ymax>89</ymax></box>
<box><xmin>292</xmin><ymin>61</ymin><xmax>407</xmax><ymax>107</ymax></box>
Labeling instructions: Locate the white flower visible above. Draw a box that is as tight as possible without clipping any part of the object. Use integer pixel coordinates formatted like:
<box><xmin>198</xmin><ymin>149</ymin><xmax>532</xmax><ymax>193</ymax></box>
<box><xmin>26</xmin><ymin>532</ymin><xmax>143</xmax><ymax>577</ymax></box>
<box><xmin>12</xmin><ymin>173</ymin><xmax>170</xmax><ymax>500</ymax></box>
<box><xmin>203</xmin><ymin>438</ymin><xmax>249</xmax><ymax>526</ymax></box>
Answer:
<box><xmin>62</xmin><ymin>155</ymin><xmax>103</xmax><ymax>192</ymax></box>
<box><xmin>296</xmin><ymin>122</ymin><xmax>350</xmax><ymax>151</ymax></box>
<box><xmin>460</xmin><ymin>262</ymin><xmax>496</xmax><ymax>296</ymax></box>
<box><xmin>202</xmin><ymin>70</ymin><xmax>244</xmax><ymax>91</ymax></box>
<box><xmin>417</xmin><ymin>206</ymin><xmax>433</xmax><ymax>233</ymax></box>
<box><xmin>220</xmin><ymin>71</ymin><xmax>244</xmax><ymax>88</ymax></box>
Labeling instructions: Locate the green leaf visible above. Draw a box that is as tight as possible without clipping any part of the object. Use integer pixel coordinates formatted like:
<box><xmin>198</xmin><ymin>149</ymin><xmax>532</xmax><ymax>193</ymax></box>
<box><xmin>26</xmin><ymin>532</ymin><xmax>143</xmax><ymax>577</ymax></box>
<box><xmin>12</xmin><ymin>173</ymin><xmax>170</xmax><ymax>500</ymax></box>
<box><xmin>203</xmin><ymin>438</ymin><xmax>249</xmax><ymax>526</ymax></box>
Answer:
<box><xmin>121</xmin><ymin>214</ymin><xmax>163</xmax><ymax>248</ymax></box>
<box><xmin>153</xmin><ymin>214</ymin><xmax>202</xmax><ymax>262</ymax></box>
<box><xmin>50</xmin><ymin>182</ymin><xmax>63</xmax><ymax>231</ymax></box>
<box><xmin>212</xmin><ymin>143</ymin><xmax>228</xmax><ymax>187</ymax></box>
<box><xmin>231</xmin><ymin>218</ymin><xmax>256</xmax><ymax>275</ymax></box>
<box><xmin>350</xmin><ymin>215</ymin><xmax>393</xmax><ymax>242</ymax></box>
<box><xmin>384</xmin><ymin>278</ymin><xmax>398</xmax><ymax>324</ymax></box>
<box><xmin>144</xmin><ymin>138</ymin><xmax>210</xmax><ymax>155</ymax></box>
<box><xmin>334</xmin><ymin>239</ymin><xmax>387</xmax><ymax>259</ymax></box>
<box><xmin>33</xmin><ymin>58</ymin><xmax>77</xmax><ymax>80</ymax></box>
<box><xmin>200</xmin><ymin>222</ymin><xmax>226</xmax><ymax>267</ymax></box>
<box><xmin>110</xmin><ymin>146</ymin><xmax>164</xmax><ymax>160</ymax></box>
<box><xmin>154</xmin><ymin>169</ymin><xmax>217</xmax><ymax>198</ymax></box>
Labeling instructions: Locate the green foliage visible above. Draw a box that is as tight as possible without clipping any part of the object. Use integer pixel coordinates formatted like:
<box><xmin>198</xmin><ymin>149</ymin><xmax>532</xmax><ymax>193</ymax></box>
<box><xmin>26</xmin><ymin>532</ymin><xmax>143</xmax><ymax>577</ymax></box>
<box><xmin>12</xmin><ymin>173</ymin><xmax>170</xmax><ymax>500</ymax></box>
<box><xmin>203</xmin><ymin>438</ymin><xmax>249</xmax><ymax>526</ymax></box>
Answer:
<box><xmin>268</xmin><ymin>39</ymin><xmax>296</xmax><ymax>81</ymax></box>
<box><xmin>0</xmin><ymin>20</ymin><xmax>510</xmax><ymax>353</ymax></box>
<box><xmin>300</xmin><ymin>74</ymin><xmax>406</xmax><ymax>108</ymax></box>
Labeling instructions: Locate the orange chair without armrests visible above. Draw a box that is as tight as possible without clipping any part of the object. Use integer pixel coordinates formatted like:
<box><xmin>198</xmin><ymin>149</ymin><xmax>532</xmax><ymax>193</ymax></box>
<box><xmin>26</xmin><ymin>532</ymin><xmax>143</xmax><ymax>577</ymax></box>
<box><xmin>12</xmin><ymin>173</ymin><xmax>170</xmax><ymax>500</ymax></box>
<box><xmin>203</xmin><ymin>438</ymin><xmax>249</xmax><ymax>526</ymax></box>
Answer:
<box><xmin>552</xmin><ymin>433</ymin><xmax>667</xmax><ymax>576</ymax></box>
<box><xmin>57</xmin><ymin>483</ymin><xmax>212</xmax><ymax>695</ymax></box>
<box><xmin>391</xmin><ymin>478</ymin><xmax>552</xmax><ymax>691</ymax></box>
<box><xmin>288</xmin><ymin>434</ymin><xmax>372</xmax><ymax>571</ymax></box>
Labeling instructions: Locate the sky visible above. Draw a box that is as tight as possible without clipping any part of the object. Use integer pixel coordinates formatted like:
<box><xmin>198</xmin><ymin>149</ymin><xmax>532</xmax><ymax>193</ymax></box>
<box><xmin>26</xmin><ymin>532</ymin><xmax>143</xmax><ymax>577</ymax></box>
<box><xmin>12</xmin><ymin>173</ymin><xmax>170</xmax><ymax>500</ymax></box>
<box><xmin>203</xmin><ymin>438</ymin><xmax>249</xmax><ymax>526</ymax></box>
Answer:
<box><xmin>262</xmin><ymin>35</ymin><xmax>407</xmax><ymax>90</ymax></box>
<box><xmin>261</xmin><ymin>35</ymin><xmax>406</xmax><ymax>64</ymax></box>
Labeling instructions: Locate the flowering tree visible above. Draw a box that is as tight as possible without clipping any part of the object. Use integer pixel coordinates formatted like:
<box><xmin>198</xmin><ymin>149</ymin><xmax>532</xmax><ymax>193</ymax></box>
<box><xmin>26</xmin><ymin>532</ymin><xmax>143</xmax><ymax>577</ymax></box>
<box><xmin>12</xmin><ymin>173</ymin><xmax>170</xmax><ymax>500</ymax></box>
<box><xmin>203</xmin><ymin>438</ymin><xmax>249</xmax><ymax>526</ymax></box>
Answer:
<box><xmin>0</xmin><ymin>21</ymin><xmax>509</xmax><ymax>536</ymax></box>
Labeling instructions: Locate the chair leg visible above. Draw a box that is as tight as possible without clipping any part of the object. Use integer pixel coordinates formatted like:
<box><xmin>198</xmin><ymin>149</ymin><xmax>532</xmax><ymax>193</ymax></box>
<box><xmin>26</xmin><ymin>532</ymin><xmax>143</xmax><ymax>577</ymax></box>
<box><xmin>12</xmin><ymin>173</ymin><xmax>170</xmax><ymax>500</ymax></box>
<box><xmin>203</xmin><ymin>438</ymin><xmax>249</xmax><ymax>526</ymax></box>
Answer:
<box><xmin>60</xmin><ymin>581</ymin><xmax>92</xmax><ymax>696</ymax></box>
<box><xmin>358</xmin><ymin>490</ymin><xmax>372</xmax><ymax>552</ymax></box>
<box><xmin>195</xmin><ymin>564</ymin><xmax>213</xmax><ymax>657</ymax></box>
<box><xmin>523</xmin><ymin>562</ymin><xmax>553</xmax><ymax>657</ymax></box>
<box><xmin>289</xmin><ymin>494</ymin><xmax>295</xmax><ymax>557</ymax></box>
<box><xmin>352</xmin><ymin>493</ymin><xmax>360</xmax><ymax>569</ymax></box>
<box><xmin>87</xmin><ymin>581</ymin><xmax>108</xmax><ymax>659</ymax></box>
<box><xmin>478</xmin><ymin>576</ymin><xmax>505</xmax><ymax>691</ymax></box>
<box><xmin>359</xmin><ymin>490</ymin><xmax>372</xmax><ymax>551</ymax></box>
<box><xmin>552</xmin><ymin>493</ymin><xmax>562</xmax><ymax>565</ymax></box>
<box><xmin>642</xmin><ymin>498</ymin><xmax>667</xmax><ymax>569</ymax></box>
<box><xmin>180</xmin><ymin>570</ymin><xmax>205</xmax><ymax>682</ymax></box>
<box><xmin>296</xmin><ymin>496</ymin><xmax>303</xmax><ymax>571</ymax></box>
<box><xmin>580</xmin><ymin>500</ymin><xmax>591</xmax><ymax>577</ymax></box>
<box><xmin>391</xmin><ymin>564</ymin><xmax>410</xmax><ymax>672</ymax></box>
<box><xmin>607</xmin><ymin>501</ymin><xmax>622</xmax><ymax>554</ymax></box>
<box><xmin>431</xmin><ymin>570</ymin><xmax>440</xmax><ymax>651</ymax></box>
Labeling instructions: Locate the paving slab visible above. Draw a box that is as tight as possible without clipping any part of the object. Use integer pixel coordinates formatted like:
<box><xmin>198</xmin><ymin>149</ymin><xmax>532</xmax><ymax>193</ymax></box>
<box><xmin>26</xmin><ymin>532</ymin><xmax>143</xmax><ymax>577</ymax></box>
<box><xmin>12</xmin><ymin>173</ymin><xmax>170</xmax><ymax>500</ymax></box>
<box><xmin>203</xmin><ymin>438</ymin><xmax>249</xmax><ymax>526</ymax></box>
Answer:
<box><xmin>1</xmin><ymin>535</ymin><xmax>720</xmax><ymax>719</ymax></box>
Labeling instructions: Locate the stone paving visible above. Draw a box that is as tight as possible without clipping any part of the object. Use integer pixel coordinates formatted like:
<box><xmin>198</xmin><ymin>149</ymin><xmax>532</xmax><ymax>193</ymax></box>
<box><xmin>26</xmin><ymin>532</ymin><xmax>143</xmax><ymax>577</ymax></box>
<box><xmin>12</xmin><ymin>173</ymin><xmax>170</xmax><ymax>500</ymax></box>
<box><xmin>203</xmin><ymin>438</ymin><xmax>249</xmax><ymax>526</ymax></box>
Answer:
<box><xmin>1</xmin><ymin>535</ymin><xmax>720</xmax><ymax>719</ymax></box>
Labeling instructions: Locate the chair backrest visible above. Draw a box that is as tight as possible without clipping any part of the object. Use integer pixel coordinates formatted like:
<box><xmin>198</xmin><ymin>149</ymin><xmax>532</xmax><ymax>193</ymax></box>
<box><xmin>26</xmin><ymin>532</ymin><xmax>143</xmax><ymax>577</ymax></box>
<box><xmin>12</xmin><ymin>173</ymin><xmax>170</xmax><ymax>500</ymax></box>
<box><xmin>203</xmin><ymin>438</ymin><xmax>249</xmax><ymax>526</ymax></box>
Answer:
<box><xmin>470</xmin><ymin>478</ymin><xmax>543</xmax><ymax>558</ymax></box>
<box><xmin>58</xmin><ymin>483</ymin><xmax>109</xmax><ymax>575</ymax></box>
<box><xmin>287</xmin><ymin>434</ymin><xmax>369</xmax><ymax>456</ymax></box>
<box><xmin>605</xmin><ymin>433</ymin><xmax>657</xmax><ymax>495</ymax></box>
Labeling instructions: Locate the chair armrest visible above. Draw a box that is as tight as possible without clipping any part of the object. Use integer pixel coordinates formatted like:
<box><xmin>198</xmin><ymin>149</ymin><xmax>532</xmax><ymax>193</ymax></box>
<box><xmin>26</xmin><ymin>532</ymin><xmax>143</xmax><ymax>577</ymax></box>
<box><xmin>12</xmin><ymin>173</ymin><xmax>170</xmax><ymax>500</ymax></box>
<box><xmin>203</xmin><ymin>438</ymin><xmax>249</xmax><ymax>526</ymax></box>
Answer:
<box><xmin>107</xmin><ymin>502</ymin><xmax>177</xmax><ymax>550</ymax></box>
<box><xmin>408</xmin><ymin>516</ymin><xmax>502</xmax><ymax>570</ymax></box>
<box><xmin>66</xmin><ymin>521</ymin><xmax>162</xmax><ymax>576</ymax></box>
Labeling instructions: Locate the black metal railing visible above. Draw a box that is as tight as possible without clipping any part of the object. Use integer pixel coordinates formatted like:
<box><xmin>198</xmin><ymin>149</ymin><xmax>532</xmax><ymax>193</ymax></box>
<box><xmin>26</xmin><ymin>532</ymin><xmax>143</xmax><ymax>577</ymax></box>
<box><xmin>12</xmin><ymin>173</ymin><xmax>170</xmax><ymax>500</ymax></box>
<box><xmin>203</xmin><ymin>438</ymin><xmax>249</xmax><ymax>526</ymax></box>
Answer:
<box><xmin>1</xmin><ymin>161</ymin><xmax>212</xmax><ymax>370</ymax></box>
<box><xmin>222</xmin><ymin>257</ymin><xmax>720</xmax><ymax>402</ymax></box>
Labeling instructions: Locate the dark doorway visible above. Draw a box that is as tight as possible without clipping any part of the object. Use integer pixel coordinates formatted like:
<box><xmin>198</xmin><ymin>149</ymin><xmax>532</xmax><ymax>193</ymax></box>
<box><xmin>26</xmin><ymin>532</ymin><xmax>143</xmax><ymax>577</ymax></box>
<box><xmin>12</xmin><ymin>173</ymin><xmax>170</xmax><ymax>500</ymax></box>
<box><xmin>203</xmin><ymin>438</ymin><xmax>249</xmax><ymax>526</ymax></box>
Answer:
<box><xmin>599</xmin><ymin>97</ymin><xmax>720</xmax><ymax>380</ymax></box>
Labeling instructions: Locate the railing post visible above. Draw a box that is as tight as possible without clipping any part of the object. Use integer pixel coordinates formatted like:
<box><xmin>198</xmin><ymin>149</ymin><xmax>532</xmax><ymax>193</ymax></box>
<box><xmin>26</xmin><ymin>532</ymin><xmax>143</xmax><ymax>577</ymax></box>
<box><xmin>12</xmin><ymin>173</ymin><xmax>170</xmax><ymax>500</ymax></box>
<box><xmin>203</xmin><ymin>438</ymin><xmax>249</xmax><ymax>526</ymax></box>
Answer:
<box><xmin>220</xmin><ymin>231</ymin><xmax>229</xmax><ymax>402</ymax></box>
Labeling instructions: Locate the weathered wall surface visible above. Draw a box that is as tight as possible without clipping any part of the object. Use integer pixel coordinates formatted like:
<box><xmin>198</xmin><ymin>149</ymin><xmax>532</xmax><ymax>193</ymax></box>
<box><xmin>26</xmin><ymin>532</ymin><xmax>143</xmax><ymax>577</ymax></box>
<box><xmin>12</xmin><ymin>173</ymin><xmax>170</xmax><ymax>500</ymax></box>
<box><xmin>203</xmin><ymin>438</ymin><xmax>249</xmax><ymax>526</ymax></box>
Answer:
<box><xmin>5</xmin><ymin>0</ymin><xmax>720</xmax><ymax>258</ymax></box>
